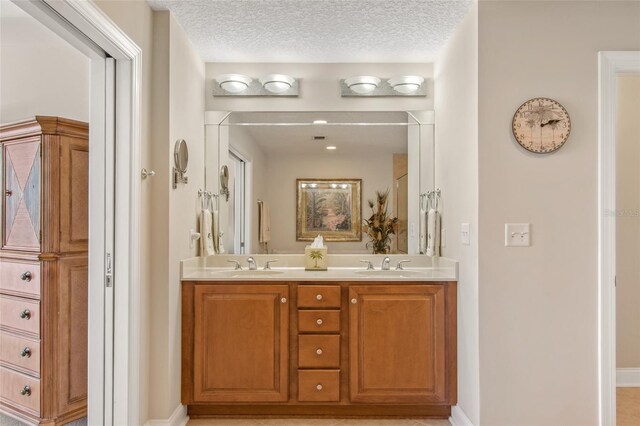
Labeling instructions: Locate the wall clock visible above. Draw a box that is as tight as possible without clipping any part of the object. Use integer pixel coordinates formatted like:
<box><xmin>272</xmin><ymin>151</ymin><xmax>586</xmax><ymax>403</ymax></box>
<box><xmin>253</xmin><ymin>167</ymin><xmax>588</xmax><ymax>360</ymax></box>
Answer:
<box><xmin>512</xmin><ymin>97</ymin><xmax>571</xmax><ymax>153</ymax></box>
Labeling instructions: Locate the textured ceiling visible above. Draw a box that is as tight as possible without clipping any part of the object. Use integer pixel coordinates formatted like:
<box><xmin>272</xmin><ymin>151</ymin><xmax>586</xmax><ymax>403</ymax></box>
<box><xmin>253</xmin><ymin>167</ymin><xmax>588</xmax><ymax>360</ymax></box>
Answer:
<box><xmin>147</xmin><ymin>0</ymin><xmax>473</xmax><ymax>63</ymax></box>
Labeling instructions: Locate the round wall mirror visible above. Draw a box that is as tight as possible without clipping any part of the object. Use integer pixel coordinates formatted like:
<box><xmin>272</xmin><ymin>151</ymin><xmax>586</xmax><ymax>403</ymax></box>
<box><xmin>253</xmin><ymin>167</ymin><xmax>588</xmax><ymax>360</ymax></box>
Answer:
<box><xmin>174</xmin><ymin>139</ymin><xmax>189</xmax><ymax>173</ymax></box>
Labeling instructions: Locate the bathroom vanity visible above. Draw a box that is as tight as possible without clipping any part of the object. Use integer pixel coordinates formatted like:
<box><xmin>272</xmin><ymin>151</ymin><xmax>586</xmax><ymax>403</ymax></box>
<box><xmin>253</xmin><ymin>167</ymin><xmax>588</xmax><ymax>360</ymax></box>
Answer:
<box><xmin>181</xmin><ymin>255</ymin><xmax>457</xmax><ymax>419</ymax></box>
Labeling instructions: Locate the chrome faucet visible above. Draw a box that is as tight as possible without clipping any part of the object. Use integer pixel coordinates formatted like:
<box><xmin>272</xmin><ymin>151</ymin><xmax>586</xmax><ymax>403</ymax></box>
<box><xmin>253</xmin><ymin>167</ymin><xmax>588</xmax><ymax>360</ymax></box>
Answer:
<box><xmin>227</xmin><ymin>260</ymin><xmax>242</xmax><ymax>270</ymax></box>
<box><xmin>360</xmin><ymin>260</ymin><xmax>375</xmax><ymax>270</ymax></box>
<box><xmin>263</xmin><ymin>259</ymin><xmax>279</xmax><ymax>270</ymax></box>
<box><xmin>247</xmin><ymin>257</ymin><xmax>257</xmax><ymax>270</ymax></box>
<box><xmin>381</xmin><ymin>256</ymin><xmax>391</xmax><ymax>271</ymax></box>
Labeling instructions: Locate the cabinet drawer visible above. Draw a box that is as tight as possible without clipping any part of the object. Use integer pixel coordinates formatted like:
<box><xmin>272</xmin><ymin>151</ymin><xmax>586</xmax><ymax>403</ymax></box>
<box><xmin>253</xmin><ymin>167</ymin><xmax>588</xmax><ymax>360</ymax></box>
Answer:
<box><xmin>298</xmin><ymin>286</ymin><xmax>341</xmax><ymax>308</ymax></box>
<box><xmin>298</xmin><ymin>310</ymin><xmax>340</xmax><ymax>333</ymax></box>
<box><xmin>0</xmin><ymin>295</ymin><xmax>40</xmax><ymax>338</ymax></box>
<box><xmin>298</xmin><ymin>335</ymin><xmax>340</xmax><ymax>368</ymax></box>
<box><xmin>298</xmin><ymin>370</ymin><xmax>340</xmax><ymax>402</ymax></box>
<box><xmin>0</xmin><ymin>332</ymin><xmax>39</xmax><ymax>377</ymax></box>
<box><xmin>0</xmin><ymin>259</ymin><xmax>40</xmax><ymax>299</ymax></box>
<box><xmin>0</xmin><ymin>366</ymin><xmax>40</xmax><ymax>415</ymax></box>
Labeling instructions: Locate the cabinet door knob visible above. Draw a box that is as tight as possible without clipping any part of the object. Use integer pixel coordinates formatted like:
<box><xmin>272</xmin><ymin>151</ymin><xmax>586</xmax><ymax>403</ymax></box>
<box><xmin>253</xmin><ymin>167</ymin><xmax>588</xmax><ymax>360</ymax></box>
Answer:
<box><xmin>20</xmin><ymin>309</ymin><xmax>31</xmax><ymax>320</ymax></box>
<box><xmin>316</xmin><ymin>318</ymin><xmax>323</xmax><ymax>326</ymax></box>
<box><xmin>20</xmin><ymin>385</ymin><xmax>31</xmax><ymax>396</ymax></box>
<box><xmin>316</xmin><ymin>348</ymin><xmax>323</xmax><ymax>356</ymax></box>
<box><xmin>280</xmin><ymin>297</ymin><xmax>287</xmax><ymax>304</ymax></box>
<box><xmin>21</xmin><ymin>271</ymin><xmax>32</xmax><ymax>282</ymax></box>
<box><xmin>21</xmin><ymin>347</ymin><xmax>31</xmax><ymax>358</ymax></box>
<box><xmin>316</xmin><ymin>294</ymin><xmax>323</xmax><ymax>301</ymax></box>
<box><xmin>5</xmin><ymin>189</ymin><xmax>12</xmax><ymax>197</ymax></box>
<box><xmin>351</xmin><ymin>298</ymin><xmax>357</xmax><ymax>304</ymax></box>
<box><xmin>316</xmin><ymin>383</ymin><xmax>323</xmax><ymax>391</ymax></box>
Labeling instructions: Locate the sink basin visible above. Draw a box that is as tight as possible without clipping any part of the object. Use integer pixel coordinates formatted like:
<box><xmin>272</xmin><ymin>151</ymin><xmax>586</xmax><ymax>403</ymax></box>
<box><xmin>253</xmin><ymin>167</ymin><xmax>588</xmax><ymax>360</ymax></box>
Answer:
<box><xmin>354</xmin><ymin>270</ymin><xmax>424</xmax><ymax>278</ymax></box>
<box><xmin>209</xmin><ymin>269</ymin><xmax>285</xmax><ymax>278</ymax></box>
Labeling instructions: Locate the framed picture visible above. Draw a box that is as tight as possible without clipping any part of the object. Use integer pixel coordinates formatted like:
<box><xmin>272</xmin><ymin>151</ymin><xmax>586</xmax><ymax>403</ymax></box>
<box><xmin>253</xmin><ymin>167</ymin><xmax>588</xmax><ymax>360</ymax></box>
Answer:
<box><xmin>296</xmin><ymin>179</ymin><xmax>362</xmax><ymax>242</ymax></box>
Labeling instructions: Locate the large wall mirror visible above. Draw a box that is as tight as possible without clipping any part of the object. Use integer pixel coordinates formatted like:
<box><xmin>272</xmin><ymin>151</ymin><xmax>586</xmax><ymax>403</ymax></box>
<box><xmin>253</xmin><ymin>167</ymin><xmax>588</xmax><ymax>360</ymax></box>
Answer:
<box><xmin>205</xmin><ymin>111</ymin><xmax>434</xmax><ymax>255</ymax></box>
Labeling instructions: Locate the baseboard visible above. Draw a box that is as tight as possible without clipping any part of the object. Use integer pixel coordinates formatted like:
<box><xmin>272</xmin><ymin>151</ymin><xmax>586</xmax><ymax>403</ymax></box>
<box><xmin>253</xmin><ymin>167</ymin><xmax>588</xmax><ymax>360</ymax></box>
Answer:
<box><xmin>617</xmin><ymin>368</ymin><xmax>640</xmax><ymax>387</ymax></box>
<box><xmin>449</xmin><ymin>405</ymin><xmax>474</xmax><ymax>426</ymax></box>
<box><xmin>144</xmin><ymin>404</ymin><xmax>188</xmax><ymax>426</ymax></box>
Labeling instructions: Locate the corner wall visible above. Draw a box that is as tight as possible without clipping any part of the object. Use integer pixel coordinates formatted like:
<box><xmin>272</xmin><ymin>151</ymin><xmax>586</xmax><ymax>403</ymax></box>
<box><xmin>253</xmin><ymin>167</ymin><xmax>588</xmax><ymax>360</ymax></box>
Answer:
<box><xmin>477</xmin><ymin>1</ymin><xmax>640</xmax><ymax>424</ymax></box>
<box><xmin>434</xmin><ymin>3</ymin><xmax>479</xmax><ymax>424</ymax></box>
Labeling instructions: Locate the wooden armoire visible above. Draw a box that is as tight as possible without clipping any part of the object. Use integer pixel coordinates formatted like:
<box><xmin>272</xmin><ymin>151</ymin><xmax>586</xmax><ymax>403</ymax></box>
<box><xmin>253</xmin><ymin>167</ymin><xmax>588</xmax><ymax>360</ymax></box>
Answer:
<box><xmin>0</xmin><ymin>117</ymin><xmax>88</xmax><ymax>425</ymax></box>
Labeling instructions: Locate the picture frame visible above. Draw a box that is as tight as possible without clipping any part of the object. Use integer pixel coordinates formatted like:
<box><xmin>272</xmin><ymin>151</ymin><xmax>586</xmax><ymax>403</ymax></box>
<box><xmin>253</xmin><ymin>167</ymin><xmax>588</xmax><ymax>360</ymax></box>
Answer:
<box><xmin>296</xmin><ymin>178</ymin><xmax>362</xmax><ymax>242</ymax></box>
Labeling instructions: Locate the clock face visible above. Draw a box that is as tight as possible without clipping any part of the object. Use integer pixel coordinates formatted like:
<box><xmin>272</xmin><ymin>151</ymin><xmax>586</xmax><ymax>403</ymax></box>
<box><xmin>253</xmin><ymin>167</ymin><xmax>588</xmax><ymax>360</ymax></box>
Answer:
<box><xmin>512</xmin><ymin>97</ymin><xmax>571</xmax><ymax>153</ymax></box>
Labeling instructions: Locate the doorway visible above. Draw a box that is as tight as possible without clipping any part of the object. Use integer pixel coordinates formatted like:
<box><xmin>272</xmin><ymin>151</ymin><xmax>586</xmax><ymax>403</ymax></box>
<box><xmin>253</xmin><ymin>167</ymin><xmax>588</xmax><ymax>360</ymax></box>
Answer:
<box><xmin>598</xmin><ymin>51</ymin><xmax>640</xmax><ymax>426</ymax></box>
<box><xmin>2</xmin><ymin>1</ymin><xmax>143</xmax><ymax>424</ymax></box>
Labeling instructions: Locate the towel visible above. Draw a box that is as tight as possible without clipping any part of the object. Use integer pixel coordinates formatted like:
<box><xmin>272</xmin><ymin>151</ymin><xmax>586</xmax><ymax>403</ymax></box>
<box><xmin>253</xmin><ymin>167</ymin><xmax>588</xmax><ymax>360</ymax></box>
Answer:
<box><xmin>212</xmin><ymin>210</ymin><xmax>221</xmax><ymax>254</ymax></box>
<box><xmin>200</xmin><ymin>209</ymin><xmax>215</xmax><ymax>256</ymax></box>
<box><xmin>259</xmin><ymin>202</ymin><xmax>271</xmax><ymax>243</ymax></box>
<box><xmin>419</xmin><ymin>208</ymin><xmax>427</xmax><ymax>254</ymax></box>
<box><xmin>426</xmin><ymin>208</ymin><xmax>441</xmax><ymax>257</ymax></box>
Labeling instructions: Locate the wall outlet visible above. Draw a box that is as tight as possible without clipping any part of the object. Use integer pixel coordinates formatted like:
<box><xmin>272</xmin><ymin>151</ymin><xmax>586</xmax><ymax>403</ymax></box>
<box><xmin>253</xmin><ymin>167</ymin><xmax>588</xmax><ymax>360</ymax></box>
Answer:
<box><xmin>505</xmin><ymin>223</ymin><xmax>530</xmax><ymax>247</ymax></box>
<box><xmin>441</xmin><ymin>229</ymin><xmax>447</xmax><ymax>248</ymax></box>
<box><xmin>461</xmin><ymin>223</ymin><xmax>470</xmax><ymax>246</ymax></box>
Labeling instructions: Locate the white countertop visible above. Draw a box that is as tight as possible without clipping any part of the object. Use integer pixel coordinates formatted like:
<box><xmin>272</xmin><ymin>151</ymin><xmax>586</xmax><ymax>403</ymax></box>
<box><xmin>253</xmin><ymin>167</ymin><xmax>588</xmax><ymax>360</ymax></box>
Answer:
<box><xmin>181</xmin><ymin>254</ymin><xmax>458</xmax><ymax>282</ymax></box>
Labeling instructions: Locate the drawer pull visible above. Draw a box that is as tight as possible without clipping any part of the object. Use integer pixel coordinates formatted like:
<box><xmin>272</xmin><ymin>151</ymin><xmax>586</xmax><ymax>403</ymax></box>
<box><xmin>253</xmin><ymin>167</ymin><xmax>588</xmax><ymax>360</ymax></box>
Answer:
<box><xmin>20</xmin><ymin>385</ymin><xmax>31</xmax><ymax>396</ymax></box>
<box><xmin>21</xmin><ymin>347</ymin><xmax>32</xmax><ymax>358</ymax></box>
<box><xmin>316</xmin><ymin>383</ymin><xmax>323</xmax><ymax>391</ymax></box>
<box><xmin>20</xmin><ymin>271</ymin><xmax>33</xmax><ymax>282</ymax></box>
<box><xmin>316</xmin><ymin>348</ymin><xmax>323</xmax><ymax>356</ymax></box>
<box><xmin>316</xmin><ymin>294</ymin><xmax>323</xmax><ymax>301</ymax></box>
<box><xmin>316</xmin><ymin>318</ymin><xmax>323</xmax><ymax>325</ymax></box>
<box><xmin>20</xmin><ymin>309</ymin><xmax>31</xmax><ymax>320</ymax></box>
<box><xmin>351</xmin><ymin>298</ymin><xmax>357</xmax><ymax>304</ymax></box>
<box><xmin>281</xmin><ymin>297</ymin><xmax>287</xmax><ymax>304</ymax></box>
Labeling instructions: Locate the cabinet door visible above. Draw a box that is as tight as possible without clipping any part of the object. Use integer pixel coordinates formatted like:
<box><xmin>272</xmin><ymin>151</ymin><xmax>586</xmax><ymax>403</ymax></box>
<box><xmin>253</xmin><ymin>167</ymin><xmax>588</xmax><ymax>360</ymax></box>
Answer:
<box><xmin>349</xmin><ymin>285</ymin><xmax>447</xmax><ymax>404</ymax></box>
<box><xmin>193</xmin><ymin>284</ymin><xmax>289</xmax><ymax>402</ymax></box>
<box><xmin>3</xmin><ymin>140</ymin><xmax>41</xmax><ymax>251</ymax></box>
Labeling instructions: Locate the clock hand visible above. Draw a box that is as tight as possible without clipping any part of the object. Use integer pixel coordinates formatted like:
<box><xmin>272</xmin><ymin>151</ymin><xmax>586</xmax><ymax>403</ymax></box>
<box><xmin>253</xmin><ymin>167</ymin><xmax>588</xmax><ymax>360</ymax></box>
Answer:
<box><xmin>541</xmin><ymin>119</ymin><xmax>561</xmax><ymax>127</ymax></box>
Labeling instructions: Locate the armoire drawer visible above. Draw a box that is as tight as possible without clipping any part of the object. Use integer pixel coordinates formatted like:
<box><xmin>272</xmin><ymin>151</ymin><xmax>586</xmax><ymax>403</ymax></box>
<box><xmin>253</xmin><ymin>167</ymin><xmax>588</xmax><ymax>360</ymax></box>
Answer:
<box><xmin>0</xmin><ymin>366</ymin><xmax>40</xmax><ymax>415</ymax></box>
<box><xmin>0</xmin><ymin>331</ymin><xmax>40</xmax><ymax>377</ymax></box>
<box><xmin>0</xmin><ymin>295</ymin><xmax>40</xmax><ymax>338</ymax></box>
<box><xmin>0</xmin><ymin>259</ymin><xmax>41</xmax><ymax>299</ymax></box>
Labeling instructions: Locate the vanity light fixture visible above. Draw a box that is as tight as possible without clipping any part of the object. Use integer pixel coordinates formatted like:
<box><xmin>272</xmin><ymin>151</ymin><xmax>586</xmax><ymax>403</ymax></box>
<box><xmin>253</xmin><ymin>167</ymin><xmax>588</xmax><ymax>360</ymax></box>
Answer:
<box><xmin>331</xmin><ymin>183</ymin><xmax>338</xmax><ymax>188</ymax></box>
<box><xmin>388</xmin><ymin>75</ymin><xmax>425</xmax><ymax>94</ymax></box>
<box><xmin>344</xmin><ymin>76</ymin><xmax>381</xmax><ymax>94</ymax></box>
<box><xmin>326</xmin><ymin>146</ymin><xmax>337</xmax><ymax>150</ymax></box>
<box><xmin>215</xmin><ymin>74</ymin><xmax>253</xmax><ymax>93</ymax></box>
<box><xmin>260</xmin><ymin>74</ymin><xmax>296</xmax><ymax>93</ymax></box>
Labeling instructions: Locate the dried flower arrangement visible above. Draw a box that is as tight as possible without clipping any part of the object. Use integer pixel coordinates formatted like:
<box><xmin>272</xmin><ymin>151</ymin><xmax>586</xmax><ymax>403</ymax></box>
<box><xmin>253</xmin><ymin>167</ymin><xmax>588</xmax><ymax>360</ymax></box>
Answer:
<box><xmin>362</xmin><ymin>189</ymin><xmax>398</xmax><ymax>254</ymax></box>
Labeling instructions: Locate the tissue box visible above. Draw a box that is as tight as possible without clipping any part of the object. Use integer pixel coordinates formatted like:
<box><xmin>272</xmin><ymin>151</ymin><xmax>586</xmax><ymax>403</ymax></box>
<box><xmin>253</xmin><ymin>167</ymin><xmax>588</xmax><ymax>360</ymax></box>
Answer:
<box><xmin>305</xmin><ymin>246</ymin><xmax>328</xmax><ymax>271</ymax></box>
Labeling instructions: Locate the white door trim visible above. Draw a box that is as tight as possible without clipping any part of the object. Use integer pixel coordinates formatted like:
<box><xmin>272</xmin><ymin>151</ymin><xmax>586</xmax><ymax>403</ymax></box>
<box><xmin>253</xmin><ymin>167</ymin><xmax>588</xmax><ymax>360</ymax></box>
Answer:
<box><xmin>15</xmin><ymin>1</ymin><xmax>143</xmax><ymax>424</ymax></box>
<box><xmin>598</xmin><ymin>50</ymin><xmax>640</xmax><ymax>426</ymax></box>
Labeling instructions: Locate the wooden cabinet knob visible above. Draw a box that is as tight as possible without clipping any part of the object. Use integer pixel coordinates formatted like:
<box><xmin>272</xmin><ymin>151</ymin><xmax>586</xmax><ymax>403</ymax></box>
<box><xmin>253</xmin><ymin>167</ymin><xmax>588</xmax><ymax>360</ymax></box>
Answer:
<box><xmin>316</xmin><ymin>294</ymin><xmax>323</xmax><ymax>301</ymax></box>
<box><xmin>316</xmin><ymin>318</ymin><xmax>323</xmax><ymax>325</ymax></box>
<box><xmin>281</xmin><ymin>297</ymin><xmax>287</xmax><ymax>304</ymax></box>
<box><xmin>316</xmin><ymin>384</ymin><xmax>323</xmax><ymax>391</ymax></box>
<box><xmin>316</xmin><ymin>348</ymin><xmax>323</xmax><ymax>356</ymax></box>
<box><xmin>351</xmin><ymin>298</ymin><xmax>357</xmax><ymax>304</ymax></box>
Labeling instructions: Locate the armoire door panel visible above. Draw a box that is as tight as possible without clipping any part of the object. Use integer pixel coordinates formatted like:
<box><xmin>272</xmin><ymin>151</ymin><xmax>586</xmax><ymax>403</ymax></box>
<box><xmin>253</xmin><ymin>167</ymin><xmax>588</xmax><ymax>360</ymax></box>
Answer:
<box><xmin>59</xmin><ymin>138</ymin><xmax>88</xmax><ymax>253</ymax></box>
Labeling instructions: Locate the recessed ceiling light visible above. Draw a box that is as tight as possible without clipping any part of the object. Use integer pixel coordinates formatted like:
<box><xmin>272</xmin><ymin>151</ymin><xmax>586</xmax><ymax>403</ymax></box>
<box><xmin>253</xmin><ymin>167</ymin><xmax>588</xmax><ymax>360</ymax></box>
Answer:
<box><xmin>326</xmin><ymin>146</ymin><xmax>337</xmax><ymax>150</ymax></box>
<box><xmin>313</xmin><ymin>120</ymin><xmax>328</xmax><ymax>124</ymax></box>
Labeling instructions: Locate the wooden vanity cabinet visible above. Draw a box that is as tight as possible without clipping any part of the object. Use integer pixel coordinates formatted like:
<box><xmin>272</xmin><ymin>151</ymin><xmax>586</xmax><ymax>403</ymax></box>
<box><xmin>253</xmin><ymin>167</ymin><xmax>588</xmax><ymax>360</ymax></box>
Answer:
<box><xmin>182</xmin><ymin>280</ymin><xmax>457</xmax><ymax>418</ymax></box>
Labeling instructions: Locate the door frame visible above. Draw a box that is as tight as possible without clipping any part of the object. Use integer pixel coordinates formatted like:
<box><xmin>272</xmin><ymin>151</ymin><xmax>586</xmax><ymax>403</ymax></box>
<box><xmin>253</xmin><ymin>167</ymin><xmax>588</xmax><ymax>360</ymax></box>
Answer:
<box><xmin>598</xmin><ymin>50</ymin><xmax>640</xmax><ymax>426</ymax></box>
<box><xmin>13</xmin><ymin>1</ymin><xmax>143</xmax><ymax>424</ymax></box>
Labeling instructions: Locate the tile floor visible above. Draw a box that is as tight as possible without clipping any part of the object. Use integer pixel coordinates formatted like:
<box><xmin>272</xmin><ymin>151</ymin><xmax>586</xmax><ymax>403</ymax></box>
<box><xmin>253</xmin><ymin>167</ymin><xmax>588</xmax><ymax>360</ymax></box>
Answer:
<box><xmin>188</xmin><ymin>419</ymin><xmax>451</xmax><ymax>426</ymax></box>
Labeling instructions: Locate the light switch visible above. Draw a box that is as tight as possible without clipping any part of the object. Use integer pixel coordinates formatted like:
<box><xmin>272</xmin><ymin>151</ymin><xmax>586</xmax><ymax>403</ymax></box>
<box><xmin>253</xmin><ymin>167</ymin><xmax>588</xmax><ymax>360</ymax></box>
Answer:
<box><xmin>461</xmin><ymin>223</ymin><xmax>470</xmax><ymax>246</ymax></box>
<box><xmin>505</xmin><ymin>223</ymin><xmax>530</xmax><ymax>247</ymax></box>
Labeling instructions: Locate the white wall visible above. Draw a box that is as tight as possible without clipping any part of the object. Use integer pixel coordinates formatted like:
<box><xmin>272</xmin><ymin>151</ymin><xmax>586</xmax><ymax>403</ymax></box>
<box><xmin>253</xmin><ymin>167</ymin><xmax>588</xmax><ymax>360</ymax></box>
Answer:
<box><xmin>206</xmin><ymin>63</ymin><xmax>434</xmax><ymax>112</ymax></box>
<box><xmin>434</xmin><ymin>3</ymin><xmax>479</xmax><ymax>424</ymax></box>
<box><xmin>477</xmin><ymin>1</ymin><xmax>640</xmax><ymax>425</ymax></box>
<box><xmin>0</xmin><ymin>0</ymin><xmax>90</xmax><ymax>123</ymax></box>
<box><xmin>264</xmin><ymin>151</ymin><xmax>395</xmax><ymax>253</ymax></box>
<box><xmin>616</xmin><ymin>74</ymin><xmax>640</xmax><ymax>369</ymax></box>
